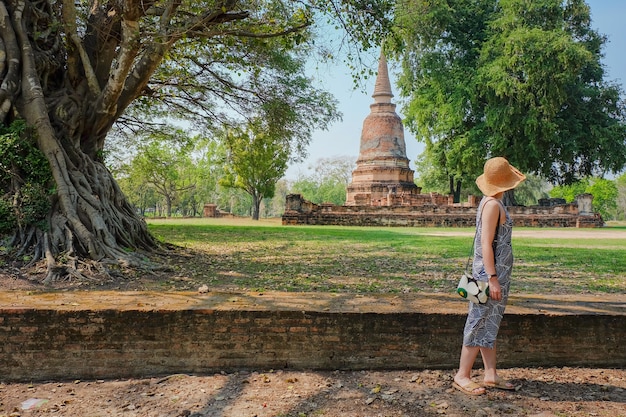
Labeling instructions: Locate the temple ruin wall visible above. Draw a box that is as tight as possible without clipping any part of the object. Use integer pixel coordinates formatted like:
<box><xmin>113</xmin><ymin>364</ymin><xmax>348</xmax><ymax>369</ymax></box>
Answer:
<box><xmin>282</xmin><ymin>194</ymin><xmax>604</xmax><ymax>228</ymax></box>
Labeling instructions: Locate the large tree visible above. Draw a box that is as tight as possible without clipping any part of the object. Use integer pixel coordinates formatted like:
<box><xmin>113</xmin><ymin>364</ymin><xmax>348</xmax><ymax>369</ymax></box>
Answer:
<box><xmin>391</xmin><ymin>0</ymin><xmax>495</xmax><ymax>200</ymax></box>
<box><xmin>0</xmin><ymin>0</ymin><xmax>393</xmax><ymax>281</ymax></box>
<box><xmin>391</xmin><ymin>0</ymin><xmax>626</xmax><ymax>200</ymax></box>
<box><xmin>221</xmin><ymin>119</ymin><xmax>291</xmax><ymax>220</ymax></box>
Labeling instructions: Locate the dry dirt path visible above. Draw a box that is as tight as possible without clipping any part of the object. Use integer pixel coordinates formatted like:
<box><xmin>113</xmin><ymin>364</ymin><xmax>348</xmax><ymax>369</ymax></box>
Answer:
<box><xmin>2</xmin><ymin>367</ymin><xmax>625</xmax><ymax>417</ymax></box>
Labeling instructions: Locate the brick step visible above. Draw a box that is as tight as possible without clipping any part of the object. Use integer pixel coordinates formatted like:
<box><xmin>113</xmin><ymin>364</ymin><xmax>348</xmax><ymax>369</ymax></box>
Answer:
<box><xmin>1</xmin><ymin>291</ymin><xmax>624</xmax><ymax>382</ymax></box>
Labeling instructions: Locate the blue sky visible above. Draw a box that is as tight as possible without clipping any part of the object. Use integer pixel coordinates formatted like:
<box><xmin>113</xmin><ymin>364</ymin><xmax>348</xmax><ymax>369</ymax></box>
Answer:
<box><xmin>285</xmin><ymin>0</ymin><xmax>626</xmax><ymax>179</ymax></box>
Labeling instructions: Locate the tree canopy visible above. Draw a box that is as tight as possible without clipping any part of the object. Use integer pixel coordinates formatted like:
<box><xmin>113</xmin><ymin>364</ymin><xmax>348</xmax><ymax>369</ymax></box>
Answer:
<box><xmin>390</xmin><ymin>0</ymin><xmax>626</xmax><ymax>196</ymax></box>
<box><xmin>0</xmin><ymin>0</ymin><xmax>394</xmax><ymax>281</ymax></box>
<box><xmin>128</xmin><ymin>129</ymin><xmax>197</xmax><ymax>217</ymax></box>
<box><xmin>220</xmin><ymin>119</ymin><xmax>291</xmax><ymax>220</ymax></box>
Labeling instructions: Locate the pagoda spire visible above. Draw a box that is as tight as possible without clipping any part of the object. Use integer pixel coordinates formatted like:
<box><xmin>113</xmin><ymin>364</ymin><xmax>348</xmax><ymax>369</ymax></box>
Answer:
<box><xmin>372</xmin><ymin>51</ymin><xmax>393</xmax><ymax>104</ymax></box>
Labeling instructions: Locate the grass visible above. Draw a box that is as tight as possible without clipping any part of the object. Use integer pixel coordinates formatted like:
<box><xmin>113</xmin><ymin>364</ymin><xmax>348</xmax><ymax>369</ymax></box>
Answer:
<box><xmin>146</xmin><ymin>218</ymin><xmax>626</xmax><ymax>295</ymax></box>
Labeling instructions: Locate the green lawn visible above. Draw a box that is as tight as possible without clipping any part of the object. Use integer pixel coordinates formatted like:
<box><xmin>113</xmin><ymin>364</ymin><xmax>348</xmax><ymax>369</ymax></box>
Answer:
<box><xmin>146</xmin><ymin>218</ymin><xmax>626</xmax><ymax>295</ymax></box>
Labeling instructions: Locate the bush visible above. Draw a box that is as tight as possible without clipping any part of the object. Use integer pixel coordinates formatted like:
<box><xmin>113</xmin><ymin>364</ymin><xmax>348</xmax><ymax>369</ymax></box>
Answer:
<box><xmin>16</xmin><ymin>183</ymin><xmax>51</xmax><ymax>230</ymax></box>
<box><xmin>0</xmin><ymin>198</ymin><xmax>17</xmax><ymax>235</ymax></box>
<box><xmin>0</xmin><ymin>120</ymin><xmax>53</xmax><ymax>232</ymax></box>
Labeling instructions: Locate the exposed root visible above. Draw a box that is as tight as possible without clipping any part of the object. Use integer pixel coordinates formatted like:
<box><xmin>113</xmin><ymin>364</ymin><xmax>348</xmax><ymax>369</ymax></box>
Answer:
<box><xmin>42</xmin><ymin>265</ymin><xmax>73</xmax><ymax>285</ymax></box>
<box><xmin>4</xmin><ymin>227</ymin><xmax>167</xmax><ymax>287</ymax></box>
<box><xmin>39</xmin><ymin>250</ymin><xmax>164</xmax><ymax>286</ymax></box>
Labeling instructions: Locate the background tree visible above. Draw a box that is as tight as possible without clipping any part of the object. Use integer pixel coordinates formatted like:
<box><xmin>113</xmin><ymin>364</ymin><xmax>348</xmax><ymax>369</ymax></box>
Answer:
<box><xmin>392</xmin><ymin>0</ymin><xmax>495</xmax><ymax>200</ymax></box>
<box><xmin>178</xmin><ymin>138</ymin><xmax>228</xmax><ymax>217</ymax></box>
<box><xmin>478</xmin><ymin>0</ymin><xmax>626</xmax><ymax>183</ymax></box>
<box><xmin>128</xmin><ymin>130</ymin><xmax>195</xmax><ymax>217</ymax></box>
<box><xmin>115</xmin><ymin>175</ymin><xmax>159</xmax><ymax>217</ymax></box>
<box><xmin>548</xmin><ymin>178</ymin><xmax>589</xmax><ymax>204</ymax></box>
<box><xmin>512</xmin><ymin>175</ymin><xmax>551</xmax><ymax>207</ymax></box>
<box><xmin>391</xmin><ymin>0</ymin><xmax>626</xmax><ymax>202</ymax></box>
<box><xmin>116</xmin><ymin>130</ymin><xmax>240</xmax><ymax>218</ymax></box>
<box><xmin>221</xmin><ymin>120</ymin><xmax>290</xmax><ymax>220</ymax></box>
<box><xmin>415</xmin><ymin>147</ymin><xmax>550</xmax><ymax>206</ymax></box>
<box><xmin>264</xmin><ymin>179</ymin><xmax>290</xmax><ymax>218</ymax></box>
<box><xmin>587</xmin><ymin>179</ymin><xmax>618</xmax><ymax>220</ymax></box>
<box><xmin>0</xmin><ymin>0</ymin><xmax>393</xmax><ymax>281</ymax></box>
<box><xmin>217</xmin><ymin>188</ymin><xmax>254</xmax><ymax>217</ymax></box>
<box><xmin>290</xmin><ymin>156</ymin><xmax>355</xmax><ymax>205</ymax></box>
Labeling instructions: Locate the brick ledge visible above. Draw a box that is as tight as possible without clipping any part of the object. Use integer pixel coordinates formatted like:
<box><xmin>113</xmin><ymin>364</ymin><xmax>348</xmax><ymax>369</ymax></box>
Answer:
<box><xmin>1</xmin><ymin>291</ymin><xmax>624</xmax><ymax>382</ymax></box>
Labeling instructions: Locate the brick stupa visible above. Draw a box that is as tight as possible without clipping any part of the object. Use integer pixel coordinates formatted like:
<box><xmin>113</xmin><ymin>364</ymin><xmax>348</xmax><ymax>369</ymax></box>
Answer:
<box><xmin>345</xmin><ymin>53</ymin><xmax>420</xmax><ymax>206</ymax></box>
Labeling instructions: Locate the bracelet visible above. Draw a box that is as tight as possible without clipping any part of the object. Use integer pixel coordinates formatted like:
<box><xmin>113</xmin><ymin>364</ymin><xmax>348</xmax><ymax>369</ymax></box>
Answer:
<box><xmin>488</xmin><ymin>274</ymin><xmax>498</xmax><ymax>279</ymax></box>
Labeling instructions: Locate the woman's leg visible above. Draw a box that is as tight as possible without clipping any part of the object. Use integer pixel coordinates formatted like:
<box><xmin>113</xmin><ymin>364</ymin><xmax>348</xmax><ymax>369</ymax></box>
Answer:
<box><xmin>454</xmin><ymin>345</ymin><xmax>485</xmax><ymax>394</ymax></box>
<box><xmin>480</xmin><ymin>343</ymin><xmax>515</xmax><ymax>389</ymax></box>
<box><xmin>479</xmin><ymin>343</ymin><xmax>497</xmax><ymax>382</ymax></box>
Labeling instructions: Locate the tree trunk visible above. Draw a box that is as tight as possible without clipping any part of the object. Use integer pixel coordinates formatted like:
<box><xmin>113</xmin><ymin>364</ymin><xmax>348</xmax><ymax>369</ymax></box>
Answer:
<box><xmin>165</xmin><ymin>195</ymin><xmax>173</xmax><ymax>218</ymax></box>
<box><xmin>0</xmin><ymin>0</ymin><xmax>158</xmax><ymax>283</ymax></box>
<box><xmin>448</xmin><ymin>176</ymin><xmax>462</xmax><ymax>203</ymax></box>
<box><xmin>252</xmin><ymin>193</ymin><xmax>261</xmax><ymax>220</ymax></box>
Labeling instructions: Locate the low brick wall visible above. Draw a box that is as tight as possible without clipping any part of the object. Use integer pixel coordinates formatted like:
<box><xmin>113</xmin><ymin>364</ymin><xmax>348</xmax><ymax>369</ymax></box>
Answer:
<box><xmin>282</xmin><ymin>194</ymin><xmax>605</xmax><ymax>227</ymax></box>
<box><xmin>0</xmin><ymin>292</ymin><xmax>624</xmax><ymax>382</ymax></box>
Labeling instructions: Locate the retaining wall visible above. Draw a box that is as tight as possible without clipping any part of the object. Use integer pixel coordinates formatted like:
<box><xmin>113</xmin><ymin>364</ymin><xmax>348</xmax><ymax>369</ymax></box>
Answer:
<box><xmin>0</xmin><ymin>291</ymin><xmax>624</xmax><ymax>382</ymax></box>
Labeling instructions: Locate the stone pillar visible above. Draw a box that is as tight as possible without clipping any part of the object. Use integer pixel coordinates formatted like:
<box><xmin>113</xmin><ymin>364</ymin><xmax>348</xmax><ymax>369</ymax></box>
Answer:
<box><xmin>576</xmin><ymin>194</ymin><xmax>594</xmax><ymax>215</ymax></box>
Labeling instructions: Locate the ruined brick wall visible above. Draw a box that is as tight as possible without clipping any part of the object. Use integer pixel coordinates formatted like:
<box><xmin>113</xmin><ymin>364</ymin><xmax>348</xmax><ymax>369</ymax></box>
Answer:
<box><xmin>1</xmin><ymin>293</ymin><xmax>624</xmax><ymax>382</ymax></box>
<box><xmin>283</xmin><ymin>194</ymin><xmax>604</xmax><ymax>228</ymax></box>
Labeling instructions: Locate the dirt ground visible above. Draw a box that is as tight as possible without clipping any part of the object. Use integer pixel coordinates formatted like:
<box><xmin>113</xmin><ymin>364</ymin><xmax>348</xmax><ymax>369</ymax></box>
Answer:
<box><xmin>1</xmin><ymin>227</ymin><xmax>625</xmax><ymax>416</ymax></box>
<box><xmin>1</xmin><ymin>367</ymin><xmax>625</xmax><ymax>417</ymax></box>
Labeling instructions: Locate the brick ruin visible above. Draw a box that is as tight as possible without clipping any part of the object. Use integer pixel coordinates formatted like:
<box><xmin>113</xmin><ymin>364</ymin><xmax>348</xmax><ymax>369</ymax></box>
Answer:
<box><xmin>282</xmin><ymin>193</ymin><xmax>603</xmax><ymax>228</ymax></box>
<box><xmin>282</xmin><ymin>53</ymin><xmax>604</xmax><ymax>228</ymax></box>
<box><xmin>345</xmin><ymin>53</ymin><xmax>420</xmax><ymax>206</ymax></box>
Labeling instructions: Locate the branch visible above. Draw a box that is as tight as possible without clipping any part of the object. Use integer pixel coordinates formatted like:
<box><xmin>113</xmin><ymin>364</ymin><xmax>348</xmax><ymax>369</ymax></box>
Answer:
<box><xmin>215</xmin><ymin>22</ymin><xmax>311</xmax><ymax>40</ymax></box>
<box><xmin>61</xmin><ymin>0</ymin><xmax>101</xmax><ymax>95</ymax></box>
<box><xmin>112</xmin><ymin>0</ymin><xmax>184</xmax><ymax>118</ymax></box>
<box><xmin>187</xmin><ymin>11</ymin><xmax>250</xmax><ymax>33</ymax></box>
<box><xmin>159</xmin><ymin>0</ymin><xmax>183</xmax><ymax>33</ymax></box>
<box><xmin>96</xmin><ymin>17</ymin><xmax>141</xmax><ymax>121</ymax></box>
<box><xmin>0</xmin><ymin>2</ymin><xmax>22</xmax><ymax>121</ymax></box>
<box><xmin>182</xmin><ymin>0</ymin><xmax>248</xmax><ymax>34</ymax></box>
<box><xmin>114</xmin><ymin>41</ymin><xmax>170</xmax><ymax>119</ymax></box>
<box><xmin>115</xmin><ymin>2</ymin><xmax>244</xmax><ymax>115</ymax></box>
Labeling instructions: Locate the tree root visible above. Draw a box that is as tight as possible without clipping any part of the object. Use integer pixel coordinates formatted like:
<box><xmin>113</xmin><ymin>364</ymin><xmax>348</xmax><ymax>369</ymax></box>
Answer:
<box><xmin>40</xmin><ymin>249</ymin><xmax>165</xmax><ymax>285</ymax></box>
<box><xmin>4</xmin><ymin>224</ymin><xmax>166</xmax><ymax>286</ymax></box>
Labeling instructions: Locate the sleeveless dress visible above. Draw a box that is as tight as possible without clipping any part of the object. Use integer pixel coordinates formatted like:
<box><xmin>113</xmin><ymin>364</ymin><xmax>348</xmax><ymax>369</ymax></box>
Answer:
<box><xmin>463</xmin><ymin>196</ymin><xmax>513</xmax><ymax>349</ymax></box>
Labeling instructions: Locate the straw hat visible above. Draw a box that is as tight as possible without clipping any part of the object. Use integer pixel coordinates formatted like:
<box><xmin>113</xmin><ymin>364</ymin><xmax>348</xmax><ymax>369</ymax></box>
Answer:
<box><xmin>475</xmin><ymin>157</ymin><xmax>526</xmax><ymax>197</ymax></box>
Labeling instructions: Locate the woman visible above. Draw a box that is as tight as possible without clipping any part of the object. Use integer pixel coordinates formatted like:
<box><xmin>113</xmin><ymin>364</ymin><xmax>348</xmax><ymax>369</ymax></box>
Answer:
<box><xmin>453</xmin><ymin>157</ymin><xmax>526</xmax><ymax>396</ymax></box>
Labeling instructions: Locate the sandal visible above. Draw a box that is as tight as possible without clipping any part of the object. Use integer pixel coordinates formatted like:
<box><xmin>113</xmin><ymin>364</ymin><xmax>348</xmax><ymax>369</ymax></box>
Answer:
<box><xmin>453</xmin><ymin>380</ymin><xmax>486</xmax><ymax>396</ymax></box>
<box><xmin>482</xmin><ymin>376</ymin><xmax>516</xmax><ymax>390</ymax></box>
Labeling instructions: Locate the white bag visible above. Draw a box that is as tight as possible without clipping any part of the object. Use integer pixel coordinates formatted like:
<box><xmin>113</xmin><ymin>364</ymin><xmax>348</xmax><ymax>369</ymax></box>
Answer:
<box><xmin>457</xmin><ymin>273</ymin><xmax>489</xmax><ymax>304</ymax></box>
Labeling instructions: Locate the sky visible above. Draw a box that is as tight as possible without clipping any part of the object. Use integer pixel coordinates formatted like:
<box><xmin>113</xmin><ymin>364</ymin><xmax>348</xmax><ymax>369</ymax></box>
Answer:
<box><xmin>285</xmin><ymin>0</ymin><xmax>626</xmax><ymax>180</ymax></box>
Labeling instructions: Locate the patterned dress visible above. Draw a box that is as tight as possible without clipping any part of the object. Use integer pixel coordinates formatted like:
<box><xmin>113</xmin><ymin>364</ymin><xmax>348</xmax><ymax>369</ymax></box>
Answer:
<box><xmin>463</xmin><ymin>196</ymin><xmax>513</xmax><ymax>349</ymax></box>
